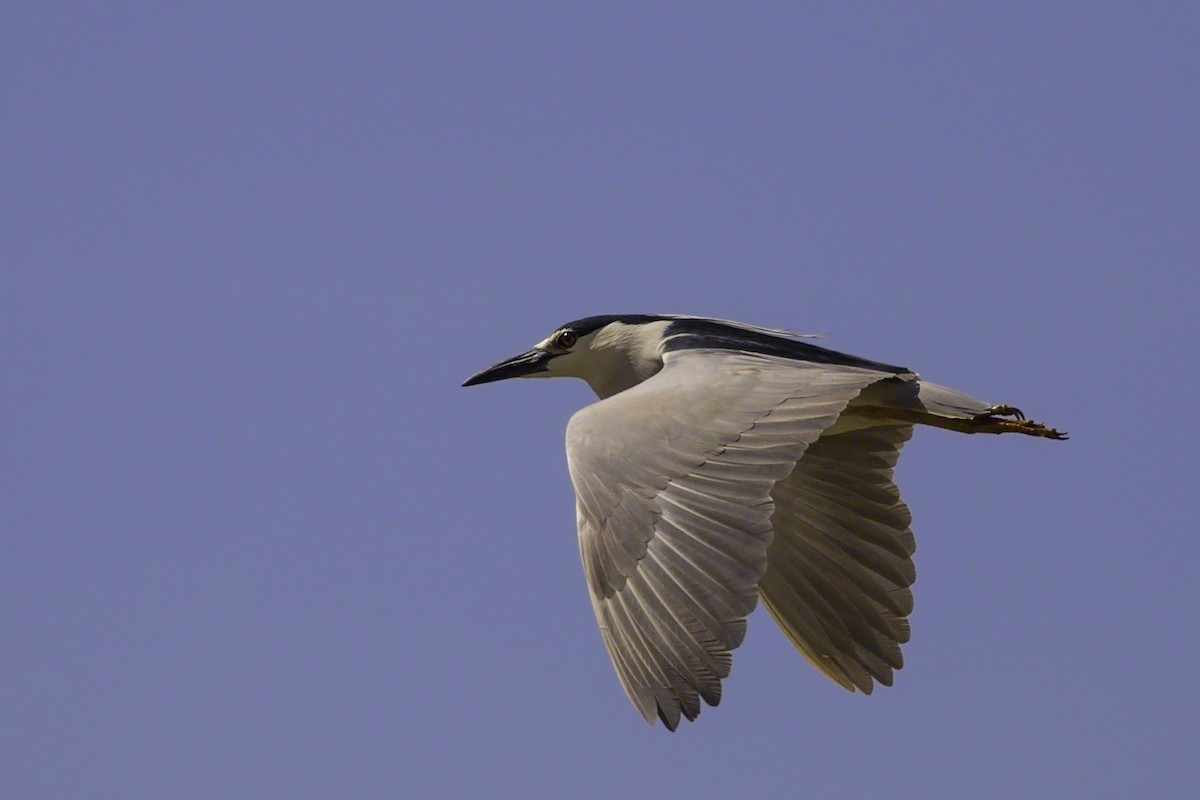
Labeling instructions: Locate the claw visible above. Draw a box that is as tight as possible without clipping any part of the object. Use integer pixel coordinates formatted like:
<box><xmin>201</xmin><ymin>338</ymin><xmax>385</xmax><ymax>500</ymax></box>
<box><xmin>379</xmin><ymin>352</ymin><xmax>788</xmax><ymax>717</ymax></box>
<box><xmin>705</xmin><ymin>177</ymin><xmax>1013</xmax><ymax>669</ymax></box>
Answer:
<box><xmin>970</xmin><ymin>406</ymin><xmax>1068</xmax><ymax>439</ymax></box>
<box><xmin>985</xmin><ymin>404</ymin><xmax>1026</xmax><ymax>421</ymax></box>
<box><xmin>1009</xmin><ymin>419</ymin><xmax>1069</xmax><ymax>440</ymax></box>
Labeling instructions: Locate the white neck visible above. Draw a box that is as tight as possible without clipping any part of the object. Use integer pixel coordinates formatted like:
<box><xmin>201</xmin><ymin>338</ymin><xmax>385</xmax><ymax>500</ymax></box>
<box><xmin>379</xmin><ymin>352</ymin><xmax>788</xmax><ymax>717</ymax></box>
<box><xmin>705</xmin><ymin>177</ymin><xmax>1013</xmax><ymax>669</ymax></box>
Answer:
<box><xmin>577</xmin><ymin>320</ymin><xmax>670</xmax><ymax>399</ymax></box>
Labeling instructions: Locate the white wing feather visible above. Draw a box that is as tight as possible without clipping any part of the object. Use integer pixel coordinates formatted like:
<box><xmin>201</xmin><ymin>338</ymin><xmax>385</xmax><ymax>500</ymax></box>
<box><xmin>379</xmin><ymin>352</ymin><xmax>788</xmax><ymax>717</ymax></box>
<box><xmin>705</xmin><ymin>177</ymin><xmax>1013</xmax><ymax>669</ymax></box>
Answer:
<box><xmin>761</xmin><ymin>423</ymin><xmax>916</xmax><ymax>694</ymax></box>
<box><xmin>566</xmin><ymin>349</ymin><xmax>905</xmax><ymax>727</ymax></box>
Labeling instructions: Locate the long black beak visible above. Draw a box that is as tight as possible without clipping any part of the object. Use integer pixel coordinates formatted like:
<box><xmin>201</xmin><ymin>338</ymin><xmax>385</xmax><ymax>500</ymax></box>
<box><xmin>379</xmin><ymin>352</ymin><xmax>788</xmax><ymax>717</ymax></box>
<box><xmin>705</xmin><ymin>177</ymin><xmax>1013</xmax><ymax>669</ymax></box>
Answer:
<box><xmin>462</xmin><ymin>348</ymin><xmax>552</xmax><ymax>387</ymax></box>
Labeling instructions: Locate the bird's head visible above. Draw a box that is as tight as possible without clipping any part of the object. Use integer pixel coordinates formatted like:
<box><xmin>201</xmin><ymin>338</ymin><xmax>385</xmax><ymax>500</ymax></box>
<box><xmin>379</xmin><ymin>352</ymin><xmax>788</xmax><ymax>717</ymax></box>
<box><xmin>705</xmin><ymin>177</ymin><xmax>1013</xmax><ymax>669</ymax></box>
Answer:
<box><xmin>462</xmin><ymin>315</ymin><xmax>671</xmax><ymax>398</ymax></box>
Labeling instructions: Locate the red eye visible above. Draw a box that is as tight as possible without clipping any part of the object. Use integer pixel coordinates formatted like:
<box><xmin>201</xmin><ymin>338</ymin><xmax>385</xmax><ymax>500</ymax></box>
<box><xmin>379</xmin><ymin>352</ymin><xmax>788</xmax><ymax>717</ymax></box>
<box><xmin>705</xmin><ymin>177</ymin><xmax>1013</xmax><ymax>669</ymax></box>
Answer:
<box><xmin>557</xmin><ymin>330</ymin><xmax>577</xmax><ymax>348</ymax></box>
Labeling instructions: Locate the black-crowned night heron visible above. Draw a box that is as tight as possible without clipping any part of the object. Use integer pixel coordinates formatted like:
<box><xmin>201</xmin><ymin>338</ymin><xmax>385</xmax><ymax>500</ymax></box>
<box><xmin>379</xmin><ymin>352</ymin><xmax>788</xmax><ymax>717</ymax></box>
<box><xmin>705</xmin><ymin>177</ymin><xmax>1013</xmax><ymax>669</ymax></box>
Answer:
<box><xmin>463</xmin><ymin>314</ymin><xmax>1065</xmax><ymax>730</ymax></box>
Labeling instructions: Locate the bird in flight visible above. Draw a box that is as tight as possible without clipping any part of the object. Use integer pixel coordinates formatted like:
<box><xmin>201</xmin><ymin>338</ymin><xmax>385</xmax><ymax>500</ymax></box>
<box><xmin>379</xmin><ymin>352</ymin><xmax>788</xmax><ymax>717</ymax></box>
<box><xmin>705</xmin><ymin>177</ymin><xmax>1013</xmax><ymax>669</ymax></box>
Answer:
<box><xmin>463</xmin><ymin>314</ymin><xmax>1066</xmax><ymax>730</ymax></box>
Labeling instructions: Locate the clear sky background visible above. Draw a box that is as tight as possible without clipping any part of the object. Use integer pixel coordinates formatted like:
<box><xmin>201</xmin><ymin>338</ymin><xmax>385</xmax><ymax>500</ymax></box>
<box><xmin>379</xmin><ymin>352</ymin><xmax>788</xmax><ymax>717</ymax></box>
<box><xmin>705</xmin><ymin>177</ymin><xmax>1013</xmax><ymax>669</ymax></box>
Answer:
<box><xmin>4</xmin><ymin>4</ymin><xmax>1198</xmax><ymax>798</ymax></box>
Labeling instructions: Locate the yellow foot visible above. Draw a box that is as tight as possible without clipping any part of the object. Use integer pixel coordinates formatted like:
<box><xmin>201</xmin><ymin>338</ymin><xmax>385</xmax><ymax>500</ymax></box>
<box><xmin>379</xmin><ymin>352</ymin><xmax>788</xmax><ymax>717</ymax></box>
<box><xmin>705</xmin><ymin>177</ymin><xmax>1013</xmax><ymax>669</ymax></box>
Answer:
<box><xmin>974</xmin><ymin>410</ymin><xmax>1070</xmax><ymax>441</ymax></box>
<box><xmin>984</xmin><ymin>404</ymin><xmax>1026</xmax><ymax>420</ymax></box>
<box><xmin>975</xmin><ymin>407</ymin><xmax>1068</xmax><ymax>440</ymax></box>
<box><xmin>1006</xmin><ymin>418</ymin><xmax>1068</xmax><ymax>440</ymax></box>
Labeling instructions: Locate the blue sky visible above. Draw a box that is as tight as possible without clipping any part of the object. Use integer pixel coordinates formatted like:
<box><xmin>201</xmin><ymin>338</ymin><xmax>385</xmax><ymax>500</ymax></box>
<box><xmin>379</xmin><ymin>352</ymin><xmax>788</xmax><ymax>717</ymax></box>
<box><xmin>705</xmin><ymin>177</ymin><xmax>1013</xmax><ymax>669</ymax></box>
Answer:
<box><xmin>4</xmin><ymin>4</ymin><xmax>1197</xmax><ymax>798</ymax></box>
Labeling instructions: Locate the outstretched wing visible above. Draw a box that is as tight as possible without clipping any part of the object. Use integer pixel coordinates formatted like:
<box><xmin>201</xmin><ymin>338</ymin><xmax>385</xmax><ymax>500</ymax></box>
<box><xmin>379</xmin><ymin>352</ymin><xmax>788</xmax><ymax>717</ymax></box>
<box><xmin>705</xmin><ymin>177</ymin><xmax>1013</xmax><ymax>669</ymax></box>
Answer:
<box><xmin>760</xmin><ymin>423</ymin><xmax>916</xmax><ymax>694</ymax></box>
<box><xmin>566</xmin><ymin>349</ymin><xmax>904</xmax><ymax>728</ymax></box>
